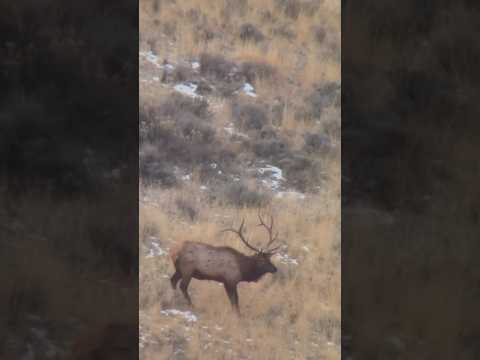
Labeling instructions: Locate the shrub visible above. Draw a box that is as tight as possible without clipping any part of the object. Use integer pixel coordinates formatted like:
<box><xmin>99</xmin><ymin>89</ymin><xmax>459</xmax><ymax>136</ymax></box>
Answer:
<box><xmin>232</xmin><ymin>103</ymin><xmax>268</xmax><ymax>131</ymax></box>
<box><xmin>217</xmin><ymin>82</ymin><xmax>242</xmax><ymax>98</ymax></box>
<box><xmin>322</xmin><ymin>117</ymin><xmax>341</xmax><ymax>140</ymax></box>
<box><xmin>253</xmin><ymin>138</ymin><xmax>290</xmax><ymax>159</ymax></box>
<box><xmin>313</xmin><ymin>26</ymin><xmax>327</xmax><ymax>44</ymax></box>
<box><xmin>307</xmin><ymin>81</ymin><xmax>341</xmax><ymax>118</ymax></box>
<box><xmin>217</xmin><ymin>182</ymin><xmax>270</xmax><ymax>208</ymax></box>
<box><xmin>303</xmin><ymin>133</ymin><xmax>331</xmax><ymax>153</ymax></box>
<box><xmin>239</xmin><ymin>23</ymin><xmax>265</xmax><ymax>43</ymax></box>
<box><xmin>282</xmin><ymin>155</ymin><xmax>312</xmax><ymax>173</ymax></box>
<box><xmin>163</xmin><ymin>22</ymin><xmax>176</xmax><ymax>38</ymax></box>
<box><xmin>280</xmin><ymin>156</ymin><xmax>323</xmax><ymax>192</ymax></box>
<box><xmin>240</xmin><ymin>61</ymin><xmax>277</xmax><ymax>84</ymax></box>
<box><xmin>199</xmin><ymin>53</ymin><xmax>235</xmax><ymax>81</ymax></box>
<box><xmin>178</xmin><ymin>114</ymin><xmax>216</xmax><ymax>143</ymax></box>
<box><xmin>158</xmin><ymin>93</ymin><xmax>210</xmax><ymax>120</ymax></box>
<box><xmin>176</xmin><ymin>198</ymin><xmax>198</xmax><ymax>222</ymax></box>
<box><xmin>195</xmin><ymin>26</ymin><xmax>216</xmax><ymax>43</ymax></box>
<box><xmin>172</xmin><ymin>65</ymin><xmax>194</xmax><ymax>83</ymax></box>
<box><xmin>223</xmin><ymin>0</ymin><xmax>248</xmax><ymax>17</ymax></box>
<box><xmin>275</xmin><ymin>0</ymin><xmax>301</xmax><ymax>19</ymax></box>
<box><xmin>139</xmin><ymin>142</ymin><xmax>178</xmax><ymax>187</ymax></box>
<box><xmin>195</xmin><ymin>79</ymin><xmax>214</xmax><ymax>95</ymax></box>
<box><xmin>259</xmin><ymin>125</ymin><xmax>278</xmax><ymax>140</ymax></box>
<box><xmin>139</xmin><ymin>98</ymin><xmax>219</xmax><ymax>185</ymax></box>
<box><xmin>301</xmin><ymin>1</ymin><xmax>320</xmax><ymax>16</ymax></box>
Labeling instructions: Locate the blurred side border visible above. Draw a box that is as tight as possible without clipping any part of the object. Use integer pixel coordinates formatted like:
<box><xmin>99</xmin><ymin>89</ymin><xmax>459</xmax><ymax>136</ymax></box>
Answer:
<box><xmin>343</xmin><ymin>0</ymin><xmax>480</xmax><ymax>358</ymax></box>
<box><xmin>0</xmin><ymin>0</ymin><xmax>139</xmax><ymax>358</ymax></box>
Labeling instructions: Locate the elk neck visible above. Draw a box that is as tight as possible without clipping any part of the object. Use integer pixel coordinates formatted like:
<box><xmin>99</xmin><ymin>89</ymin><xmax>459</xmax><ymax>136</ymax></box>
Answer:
<box><xmin>240</xmin><ymin>254</ymin><xmax>270</xmax><ymax>282</ymax></box>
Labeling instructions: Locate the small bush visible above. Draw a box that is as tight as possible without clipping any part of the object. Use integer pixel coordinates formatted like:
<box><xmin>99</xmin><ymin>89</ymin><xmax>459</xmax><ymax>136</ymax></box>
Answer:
<box><xmin>239</xmin><ymin>23</ymin><xmax>265</xmax><ymax>43</ymax></box>
<box><xmin>163</xmin><ymin>22</ymin><xmax>176</xmax><ymax>38</ymax></box>
<box><xmin>195</xmin><ymin>26</ymin><xmax>216</xmax><ymax>43</ymax></box>
<box><xmin>177</xmin><ymin>112</ymin><xmax>216</xmax><ymax>142</ymax></box>
<box><xmin>322</xmin><ymin>117</ymin><xmax>341</xmax><ymax>140</ymax></box>
<box><xmin>240</xmin><ymin>61</ymin><xmax>277</xmax><ymax>84</ymax></box>
<box><xmin>280</xmin><ymin>155</ymin><xmax>322</xmax><ymax>192</ymax></box>
<box><xmin>158</xmin><ymin>94</ymin><xmax>210</xmax><ymax>120</ymax></box>
<box><xmin>195</xmin><ymin>80</ymin><xmax>214</xmax><ymax>95</ymax></box>
<box><xmin>282</xmin><ymin>155</ymin><xmax>312</xmax><ymax>173</ymax></box>
<box><xmin>199</xmin><ymin>53</ymin><xmax>235</xmax><ymax>81</ymax></box>
<box><xmin>253</xmin><ymin>138</ymin><xmax>289</xmax><ymax>159</ymax></box>
<box><xmin>176</xmin><ymin>198</ymin><xmax>198</xmax><ymax>222</ymax></box>
<box><xmin>259</xmin><ymin>125</ymin><xmax>278</xmax><ymax>140</ymax></box>
<box><xmin>218</xmin><ymin>182</ymin><xmax>270</xmax><ymax>208</ymax></box>
<box><xmin>275</xmin><ymin>0</ymin><xmax>301</xmax><ymax>19</ymax></box>
<box><xmin>217</xmin><ymin>82</ymin><xmax>242</xmax><ymax>97</ymax></box>
<box><xmin>301</xmin><ymin>1</ymin><xmax>320</xmax><ymax>16</ymax></box>
<box><xmin>232</xmin><ymin>103</ymin><xmax>268</xmax><ymax>131</ymax></box>
<box><xmin>259</xmin><ymin>10</ymin><xmax>274</xmax><ymax>22</ymax></box>
<box><xmin>303</xmin><ymin>133</ymin><xmax>331</xmax><ymax>153</ymax></box>
<box><xmin>139</xmin><ymin>142</ymin><xmax>178</xmax><ymax>187</ymax></box>
<box><xmin>313</xmin><ymin>26</ymin><xmax>326</xmax><ymax>44</ymax></box>
<box><xmin>172</xmin><ymin>65</ymin><xmax>194</xmax><ymax>83</ymax></box>
<box><xmin>224</xmin><ymin>0</ymin><xmax>248</xmax><ymax>17</ymax></box>
<box><xmin>307</xmin><ymin>81</ymin><xmax>341</xmax><ymax>118</ymax></box>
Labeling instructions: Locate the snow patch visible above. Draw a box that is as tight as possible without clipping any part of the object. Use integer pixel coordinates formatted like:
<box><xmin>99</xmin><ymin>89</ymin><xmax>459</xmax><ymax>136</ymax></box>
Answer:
<box><xmin>139</xmin><ymin>51</ymin><xmax>175</xmax><ymax>71</ymax></box>
<box><xmin>242</xmin><ymin>83</ymin><xmax>257</xmax><ymax>97</ymax></box>
<box><xmin>275</xmin><ymin>253</ymin><xmax>299</xmax><ymax>266</ymax></box>
<box><xmin>257</xmin><ymin>165</ymin><xmax>285</xmax><ymax>191</ymax></box>
<box><xmin>174</xmin><ymin>82</ymin><xmax>201</xmax><ymax>98</ymax></box>
<box><xmin>160</xmin><ymin>309</ymin><xmax>198</xmax><ymax>323</ymax></box>
<box><xmin>224</xmin><ymin>125</ymin><xmax>249</xmax><ymax>139</ymax></box>
<box><xmin>146</xmin><ymin>237</ymin><xmax>166</xmax><ymax>258</ymax></box>
<box><xmin>140</xmin><ymin>51</ymin><xmax>160</xmax><ymax>66</ymax></box>
<box><xmin>192</xmin><ymin>61</ymin><xmax>200</xmax><ymax>70</ymax></box>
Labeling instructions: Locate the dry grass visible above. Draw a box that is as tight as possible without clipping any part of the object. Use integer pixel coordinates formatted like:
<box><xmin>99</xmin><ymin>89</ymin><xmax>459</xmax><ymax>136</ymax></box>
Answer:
<box><xmin>140</xmin><ymin>174</ymin><xmax>340</xmax><ymax>359</ymax></box>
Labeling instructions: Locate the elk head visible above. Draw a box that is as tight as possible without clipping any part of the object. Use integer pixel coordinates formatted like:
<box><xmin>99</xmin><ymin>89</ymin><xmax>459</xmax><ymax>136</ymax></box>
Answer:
<box><xmin>222</xmin><ymin>213</ymin><xmax>281</xmax><ymax>277</ymax></box>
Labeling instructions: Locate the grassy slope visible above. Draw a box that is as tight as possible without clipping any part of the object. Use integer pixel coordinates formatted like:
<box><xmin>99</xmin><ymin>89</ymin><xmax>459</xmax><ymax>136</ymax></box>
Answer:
<box><xmin>140</xmin><ymin>0</ymin><xmax>340</xmax><ymax>359</ymax></box>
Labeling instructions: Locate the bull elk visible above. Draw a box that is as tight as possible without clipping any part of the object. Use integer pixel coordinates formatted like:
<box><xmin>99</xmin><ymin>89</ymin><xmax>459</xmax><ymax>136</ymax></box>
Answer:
<box><xmin>169</xmin><ymin>214</ymin><xmax>281</xmax><ymax>314</ymax></box>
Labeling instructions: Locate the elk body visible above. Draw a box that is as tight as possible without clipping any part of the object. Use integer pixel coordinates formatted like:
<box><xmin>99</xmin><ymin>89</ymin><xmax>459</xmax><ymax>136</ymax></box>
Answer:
<box><xmin>169</xmin><ymin>215</ymin><xmax>281</xmax><ymax>314</ymax></box>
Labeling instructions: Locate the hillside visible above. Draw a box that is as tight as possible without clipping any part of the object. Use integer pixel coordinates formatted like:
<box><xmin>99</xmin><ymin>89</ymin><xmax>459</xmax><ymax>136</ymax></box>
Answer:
<box><xmin>139</xmin><ymin>1</ymin><xmax>341</xmax><ymax>359</ymax></box>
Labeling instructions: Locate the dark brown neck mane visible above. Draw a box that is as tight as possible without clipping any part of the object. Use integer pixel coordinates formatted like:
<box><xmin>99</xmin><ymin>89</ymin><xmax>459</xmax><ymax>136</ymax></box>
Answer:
<box><xmin>239</xmin><ymin>255</ymin><xmax>268</xmax><ymax>282</ymax></box>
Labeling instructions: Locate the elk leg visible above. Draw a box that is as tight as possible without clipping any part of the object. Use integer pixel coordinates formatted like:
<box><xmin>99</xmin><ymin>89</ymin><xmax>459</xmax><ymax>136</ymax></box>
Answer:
<box><xmin>224</xmin><ymin>284</ymin><xmax>240</xmax><ymax>314</ymax></box>
<box><xmin>179</xmin><ymin>276</ymin><xmax>193</xmax><ymax>305</ymax></box>
<box><xmin>170</xmin><ymin>270</ymin><xmax>181</xmax><ymax>289</ymax></box>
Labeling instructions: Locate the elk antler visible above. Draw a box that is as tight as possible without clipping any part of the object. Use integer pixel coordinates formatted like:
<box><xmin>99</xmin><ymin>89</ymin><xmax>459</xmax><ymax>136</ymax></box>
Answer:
<box><xmin>257</xmin><ymin>212</ymin><xmax>280</xmax><ymax>253</ymax></box>
<box><xmin>222</xmin><ymin>219</ymin><xmax>261</xmax><ymax>253</ymax></box>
